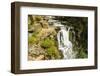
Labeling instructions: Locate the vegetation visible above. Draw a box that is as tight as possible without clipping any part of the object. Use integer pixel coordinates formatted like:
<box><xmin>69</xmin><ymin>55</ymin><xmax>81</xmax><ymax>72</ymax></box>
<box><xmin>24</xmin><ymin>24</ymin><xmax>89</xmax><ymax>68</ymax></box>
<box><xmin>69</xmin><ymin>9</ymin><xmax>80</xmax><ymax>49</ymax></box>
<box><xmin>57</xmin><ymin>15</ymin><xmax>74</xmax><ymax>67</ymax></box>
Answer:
<box><xmin>41</xmin><ymin>38</ymin><xmax>55</xmax><ymax>48</ymax></box>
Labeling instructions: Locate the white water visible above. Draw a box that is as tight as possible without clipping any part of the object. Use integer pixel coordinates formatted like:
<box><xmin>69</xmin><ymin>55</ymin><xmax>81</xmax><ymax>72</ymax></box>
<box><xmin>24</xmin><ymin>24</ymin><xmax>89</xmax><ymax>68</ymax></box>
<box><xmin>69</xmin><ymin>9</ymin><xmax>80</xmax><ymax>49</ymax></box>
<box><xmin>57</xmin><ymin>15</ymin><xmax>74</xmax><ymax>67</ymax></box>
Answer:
<box><xmin>57</xmin><ymin>25</ymin><xmax>75</xmax><ymax>59</ymax></box>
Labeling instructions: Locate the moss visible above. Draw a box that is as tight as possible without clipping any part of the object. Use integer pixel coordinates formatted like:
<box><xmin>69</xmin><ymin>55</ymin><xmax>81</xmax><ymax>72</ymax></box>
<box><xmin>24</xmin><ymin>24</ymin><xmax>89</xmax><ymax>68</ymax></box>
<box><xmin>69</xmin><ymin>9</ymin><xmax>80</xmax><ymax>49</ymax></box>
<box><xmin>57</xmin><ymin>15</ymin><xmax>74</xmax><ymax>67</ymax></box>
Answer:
<box><xmin>47</xmin><ymin>46</ymin><xmax>56</xmax><ymax>55</ymax></box>
<box><xmin>28</xmin><ymin>36</ymin><xmax>37</xmax><ymax>44</ymax></box>
<box><xmin>46</xmin><ymin>46</ymin><xmax>61</xmax><ymax>59</ymax></box>
<box><xmin>41</xmin><ymin>38</ymin><xmax>55</xmax><ymax>48</ymax></box>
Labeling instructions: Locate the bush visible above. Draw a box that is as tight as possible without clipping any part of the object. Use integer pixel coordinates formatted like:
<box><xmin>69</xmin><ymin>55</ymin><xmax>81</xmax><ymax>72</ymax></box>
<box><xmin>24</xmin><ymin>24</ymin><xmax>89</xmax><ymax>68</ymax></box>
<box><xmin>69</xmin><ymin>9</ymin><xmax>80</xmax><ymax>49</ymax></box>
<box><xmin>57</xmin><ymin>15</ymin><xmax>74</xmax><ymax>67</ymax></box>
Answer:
<box><xmin>79</xmin><ymin>50</ymin><xmax>87</xmax><ymax>58</ymax></box>
<box><xmin>41</xmin><ymin>38</ymin><xmax>55</xmax><ymax>48</ymax></box>
<box><xmin>28</xmin><ymin>36</ymin><xmax>37</xmax><ymax>44</ymax></box>
<box><xmin>47</xmin><ymin>46</ymin><xmax>56</xmax><ymax>55</ymax></box>
<box><xmin>46</xmin><ymin>46</ymin><xmax>61</xmax><ymax>59</ymax></box>
<box><xmin>76</xmin><ymin>48</ymin><xmax>87</xmax><ymax>58</ymax></box>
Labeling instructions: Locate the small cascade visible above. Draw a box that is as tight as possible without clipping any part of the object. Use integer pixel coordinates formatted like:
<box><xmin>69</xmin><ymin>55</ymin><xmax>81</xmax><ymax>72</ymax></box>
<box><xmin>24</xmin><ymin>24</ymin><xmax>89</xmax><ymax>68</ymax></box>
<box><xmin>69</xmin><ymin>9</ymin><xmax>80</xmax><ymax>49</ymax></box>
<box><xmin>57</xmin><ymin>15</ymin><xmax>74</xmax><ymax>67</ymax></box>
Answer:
<box><xmin>56</xmin><ymin>24</ymin><xmax>76</xmax><ymax>59</ymax></box>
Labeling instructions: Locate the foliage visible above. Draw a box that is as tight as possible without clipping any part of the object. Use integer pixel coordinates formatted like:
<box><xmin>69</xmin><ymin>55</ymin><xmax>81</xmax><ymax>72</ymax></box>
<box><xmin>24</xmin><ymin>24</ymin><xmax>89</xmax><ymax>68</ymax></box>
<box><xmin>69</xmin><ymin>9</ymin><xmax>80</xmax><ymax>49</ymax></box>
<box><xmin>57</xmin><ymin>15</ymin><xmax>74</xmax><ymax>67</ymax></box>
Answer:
<box><xmin>41</xmin><ymin>38</ymin><xmax>55</xmax><ymax>48</ymax></box>
<box><xmin>46</xmin><ymin>46</ymin><xmax>61</xmax><ymax>59</ymax></box>
<box><xmin>77</xmin><ymin>48</ymin><xmax>88</xmax><ymax>58</ymax></box>
<box><xmin>28</xmin><ymin>36</ymin><xmax>37</xmax><ymax>45</ymax></box>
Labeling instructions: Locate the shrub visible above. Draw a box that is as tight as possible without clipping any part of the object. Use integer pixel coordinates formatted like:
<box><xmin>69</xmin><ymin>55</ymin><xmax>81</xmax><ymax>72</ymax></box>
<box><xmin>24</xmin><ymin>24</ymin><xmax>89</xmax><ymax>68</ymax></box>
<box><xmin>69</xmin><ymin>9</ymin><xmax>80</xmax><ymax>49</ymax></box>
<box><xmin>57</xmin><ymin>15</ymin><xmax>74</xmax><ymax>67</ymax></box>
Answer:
<box><xmin>28</xmin><ymin>36</ymin><xmax>37</xmax><ymax>44</ymax></box>
<box><xmin>46</xmin><ymin>46</ymin><xmax>61</xmax><ymax>59</ymax></box>
<box><xmin>47</xmin><ymin>46</ymin><xmax>56</xmax><ymax>55</ymax></box>
<box><xmin>41</xmin><ymin>38</ymin><xmax>55</xmax><ymax>48</ymax></box>
<box><xmin>76</xmin><ymin>48</ymin><xmax>87</xmax><ymax>58</ymax></box>
<box><xmin>79</xmin><ymin>50</ymin><xmax>87</xmax><ymax>58</ymax></box>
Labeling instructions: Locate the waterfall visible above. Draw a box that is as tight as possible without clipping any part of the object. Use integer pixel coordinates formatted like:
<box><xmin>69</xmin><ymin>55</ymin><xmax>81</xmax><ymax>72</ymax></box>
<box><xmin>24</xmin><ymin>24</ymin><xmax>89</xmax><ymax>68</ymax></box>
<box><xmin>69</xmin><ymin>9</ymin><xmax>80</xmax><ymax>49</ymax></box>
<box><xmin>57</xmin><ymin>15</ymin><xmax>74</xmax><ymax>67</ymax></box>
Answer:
<box><xmin>57</xmin><ymin>25</ymin><xmax>75</xmax><ymax>59</ymax></box>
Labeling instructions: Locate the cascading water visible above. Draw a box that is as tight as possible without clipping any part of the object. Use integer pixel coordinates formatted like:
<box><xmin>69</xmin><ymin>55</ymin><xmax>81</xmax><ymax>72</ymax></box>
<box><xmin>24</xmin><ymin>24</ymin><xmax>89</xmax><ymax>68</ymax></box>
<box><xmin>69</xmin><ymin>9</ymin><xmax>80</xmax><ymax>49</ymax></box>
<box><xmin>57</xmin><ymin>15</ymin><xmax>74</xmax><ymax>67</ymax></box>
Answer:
<box><xmin>56</xmin><ymin>24</ymin><xmax>76</xmax><ymax>59</ymax></box>
<box><xmin>48</xmin><ymin>17</ymin><xmax>76</xmax><ymax>59</ymax></box>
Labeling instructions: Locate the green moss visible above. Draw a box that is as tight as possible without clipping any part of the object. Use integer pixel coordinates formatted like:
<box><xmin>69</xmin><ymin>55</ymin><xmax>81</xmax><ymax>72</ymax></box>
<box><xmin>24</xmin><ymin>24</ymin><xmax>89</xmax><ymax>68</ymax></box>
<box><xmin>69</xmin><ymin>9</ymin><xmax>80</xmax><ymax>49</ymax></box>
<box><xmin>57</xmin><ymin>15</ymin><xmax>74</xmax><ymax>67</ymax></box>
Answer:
<box><xmin>47</xmin><ymin>46</ymin><xmax>56</xmax><ymax>55</ymax></box>
<box><xmin>46</xmin><ymin>46</ymin><xmax>61</xmax><ymax>59</ymax></box>
<box><xmin>41</xmin><ymin>38</ymin><xmax>55</xmax><ymax>48</ymax></box>
<box><xmin>28</xmin><ymin>36</ymin><xmax>37</xmax><ymax>44</ymax></box>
